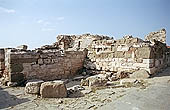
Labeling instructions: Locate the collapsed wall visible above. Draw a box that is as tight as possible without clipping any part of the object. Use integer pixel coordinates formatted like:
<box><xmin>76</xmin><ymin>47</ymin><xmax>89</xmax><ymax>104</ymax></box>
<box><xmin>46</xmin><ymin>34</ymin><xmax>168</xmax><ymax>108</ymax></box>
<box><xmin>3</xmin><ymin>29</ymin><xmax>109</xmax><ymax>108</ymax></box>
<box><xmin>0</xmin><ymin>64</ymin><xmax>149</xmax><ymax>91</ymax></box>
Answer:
<box><xmin>84</xmin><ymin>35</ymin><xmax>167</xmax><ymax>75</ymax></box>
<box><xmin>0</xmin><ymin>28</ymin><xmax>169</xmax><ymax>85</ymax></box>
<box><xmin>63</xmin><ymin>29</ymin><xmax>168</xmax><ymax>75</ymax></box>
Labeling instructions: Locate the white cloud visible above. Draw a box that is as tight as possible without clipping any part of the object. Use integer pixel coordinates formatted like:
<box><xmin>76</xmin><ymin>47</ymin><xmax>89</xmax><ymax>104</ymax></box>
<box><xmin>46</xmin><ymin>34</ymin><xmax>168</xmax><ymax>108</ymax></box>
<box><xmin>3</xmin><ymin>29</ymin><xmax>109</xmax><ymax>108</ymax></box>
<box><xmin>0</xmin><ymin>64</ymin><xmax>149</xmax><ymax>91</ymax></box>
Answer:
<box><xmin>37</xmin><ymin>19</ymin><xmax>44</xmax><ymax>24</ymax></box>
<box><xmin>0</xmin><ymin>7</ymin><xmax>16</xmax><ymax>14</ymax></box>
<box><xmin>57</xmin><ymin>17</ymin><xmax>65</xmax><ymax>21</ymax></box>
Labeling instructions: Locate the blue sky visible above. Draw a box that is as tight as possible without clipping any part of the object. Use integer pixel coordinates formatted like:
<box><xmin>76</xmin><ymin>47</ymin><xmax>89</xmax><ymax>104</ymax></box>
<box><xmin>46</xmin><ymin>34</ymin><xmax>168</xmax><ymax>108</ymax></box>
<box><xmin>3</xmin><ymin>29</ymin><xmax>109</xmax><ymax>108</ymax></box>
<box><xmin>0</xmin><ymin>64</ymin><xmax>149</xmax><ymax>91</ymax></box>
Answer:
<box><xmin>0</xmin><ymin>0</ymin><xmax>169</xmax><ymax>49</ymax></box>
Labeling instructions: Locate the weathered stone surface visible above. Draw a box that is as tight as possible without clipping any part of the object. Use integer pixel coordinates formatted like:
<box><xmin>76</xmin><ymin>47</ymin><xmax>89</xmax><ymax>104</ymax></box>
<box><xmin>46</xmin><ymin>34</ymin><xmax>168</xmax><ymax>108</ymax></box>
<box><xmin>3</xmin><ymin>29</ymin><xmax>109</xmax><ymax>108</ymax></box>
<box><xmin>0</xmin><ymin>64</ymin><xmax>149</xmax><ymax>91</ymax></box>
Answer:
<box><xmin>0</xmin><ymin>29</ymin><xmax>168</xmax><ymax>85</ymax></box>
<box><xmin>85</xmin><ymin>74</ymin><xmax>108</xmax><ymax>87</ymax></box>
<box><xmin>10</xmin><ymin>64</ymin><xmax>24</xmax><ymax>73</ymax></box>
<box><xmin>67</xmin><ymin>85</ymin><xmax>85</xmax><ymax>95</ymax></box>
<box><xmin>25</xmin><ymin>79</ymin><xmax>44</xmax><ymax>94</ymax></box>
<box><xmin>145</xmin><ymin>28</ymin><xmax>166</xmax><ymax>44</ymax></box>
<box><xmin>130</xmin><ymin>69</ymin><xmax>150</xmax><ymax>79</ymax></box>
<box><xmin>16</xmin><ymin>45</ymin><xmax>28</xmax><ymax>50</ymax></box>
<box><xmin>40</xmin><ymin>81</ymin><xmax>67</xmax><ymax>98</ymax></box>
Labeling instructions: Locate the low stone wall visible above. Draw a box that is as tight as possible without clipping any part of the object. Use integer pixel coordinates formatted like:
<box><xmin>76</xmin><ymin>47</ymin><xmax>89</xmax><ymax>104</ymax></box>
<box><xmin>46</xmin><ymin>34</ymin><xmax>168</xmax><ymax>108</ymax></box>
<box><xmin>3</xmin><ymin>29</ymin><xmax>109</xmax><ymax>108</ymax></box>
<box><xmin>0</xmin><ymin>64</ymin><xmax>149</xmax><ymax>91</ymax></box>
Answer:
<box><xmin>0</xmin><ymin>49</ymin><xmax>5</xmax><ymax>76</ymax></box>
<box><xmin>6</xmin><ymin>49</ymin><xmax>87</xmax><ymax>82</ymax></box>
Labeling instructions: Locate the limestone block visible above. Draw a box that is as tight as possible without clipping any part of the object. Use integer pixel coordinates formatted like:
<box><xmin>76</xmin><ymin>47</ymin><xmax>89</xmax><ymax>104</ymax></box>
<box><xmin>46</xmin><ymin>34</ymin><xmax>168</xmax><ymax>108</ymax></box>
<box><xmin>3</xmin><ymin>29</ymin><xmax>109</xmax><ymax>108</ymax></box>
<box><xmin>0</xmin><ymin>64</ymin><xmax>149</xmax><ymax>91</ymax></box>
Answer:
<box><xmin>143</xmin><ymin>59</ymin><xmax>154</xmax><ymax>64</ymax></box>
<box><xmin>16</xmin><ymin>45</ymin><xmax>28</xmax><ymax>50</ymax></box>
<box><xmin>25</xmin><ymin>79</ymin><xmax>44</xmax><ymax>94</ymax></box>
<box><xmin>129</xmin><ymin>69</ymin><xmax>150</xmax><ymax>79</ymax></box>
<box><xmin>43</xmin><ymin>59</ymin><xmax>51</xmax><ymax>64</ymax></box>
<box><xmin>38</xmin><ymin>59</ymin><xmax>43</xmax><ymax>64</ymax></box>
<box><xmin>133</xmin><ymin>63</ymin><xmax>150</xmax><ymax>68</ymax></box>
<box><xmin>117</xmin><ymin>46</ymin><xmax>129</xmax><ymax>52</ymax></box>
<box><xmin>32</xmin><ymin>64</ymin><xmax>39</xmax><ymax>69</ymax></box>
<box><xmin>115</xmin><ymin>51</ymin><xmax>125</xmax><ymax>58</ymax></box>
<box><xmin>22</xmin><ymin>63</ymin><xmax>32</xmax><ymax>71</ymax></box>
<box><xmin>135</xmin><ymin>47</ymin><xmax>153</xmax><ymax>59</ymax></box>
<box><xmin>40</xmin><ymin>81</ymin><xmax>67</xmax><ymax>98</ymax></box>
<box><xmin>86</xmin><ymin>74</ymin><xmax>108</xmax><ymax>87</ymax></box>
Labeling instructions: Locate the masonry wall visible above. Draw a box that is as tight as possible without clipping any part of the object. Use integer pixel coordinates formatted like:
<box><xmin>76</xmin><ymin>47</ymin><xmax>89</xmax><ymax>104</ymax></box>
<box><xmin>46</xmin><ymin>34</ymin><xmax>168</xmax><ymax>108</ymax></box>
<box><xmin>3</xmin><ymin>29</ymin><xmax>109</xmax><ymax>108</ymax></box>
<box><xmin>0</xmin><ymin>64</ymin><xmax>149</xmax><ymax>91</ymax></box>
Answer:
<box><xmin>84</xmin><ymin>37</ymin><xmax>167</xmax><ymax>74</ymax></box>
<box><xmin>0</xmin><ymin>49</ymin><xmax>5</xmax><ymax>76</ymax></box>
<box><xmin>7</xmin><ymin>49</ymin><xmax>86</xmax><ymax>82</ymax></box>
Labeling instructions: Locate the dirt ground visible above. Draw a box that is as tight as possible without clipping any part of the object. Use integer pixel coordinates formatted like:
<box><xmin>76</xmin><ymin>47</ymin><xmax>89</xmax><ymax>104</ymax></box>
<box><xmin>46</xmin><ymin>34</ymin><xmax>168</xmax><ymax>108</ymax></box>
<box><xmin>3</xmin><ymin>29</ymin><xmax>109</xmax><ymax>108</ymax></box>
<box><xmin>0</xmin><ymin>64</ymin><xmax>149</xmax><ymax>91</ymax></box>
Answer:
<box><xmin>1</xmin><ymin>67</ymin><xmax>170</xmax><ymax>110</ymax></box>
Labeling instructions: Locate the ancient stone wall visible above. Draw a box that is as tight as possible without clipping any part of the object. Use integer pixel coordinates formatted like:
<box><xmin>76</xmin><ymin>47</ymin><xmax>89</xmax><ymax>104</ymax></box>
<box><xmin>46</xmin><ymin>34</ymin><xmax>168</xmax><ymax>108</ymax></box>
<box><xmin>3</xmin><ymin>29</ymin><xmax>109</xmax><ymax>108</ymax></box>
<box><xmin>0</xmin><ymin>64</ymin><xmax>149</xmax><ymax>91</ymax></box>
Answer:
<box><xmin>82</xmin><ymin>32</ymin><xmax>168</xmax><ymax>75</ymax></box>
<box><xmin>0</xmin><ymin>49</ymin><xmax>5</xmax><ymax>77</ymax></box>
<box><xmin>0</xmin><ymin>28</ymin><xmax>168</xmax><ymax>85</ymax></box>
<box><xmin>145</xmin><ymin>28</ymin><xmax>166</xmax><ymax>44</ymax></box>
<box><xmin>3</xmin><ymin>49</ymin><xmax>87</xmax><ymax>83</ymax></box>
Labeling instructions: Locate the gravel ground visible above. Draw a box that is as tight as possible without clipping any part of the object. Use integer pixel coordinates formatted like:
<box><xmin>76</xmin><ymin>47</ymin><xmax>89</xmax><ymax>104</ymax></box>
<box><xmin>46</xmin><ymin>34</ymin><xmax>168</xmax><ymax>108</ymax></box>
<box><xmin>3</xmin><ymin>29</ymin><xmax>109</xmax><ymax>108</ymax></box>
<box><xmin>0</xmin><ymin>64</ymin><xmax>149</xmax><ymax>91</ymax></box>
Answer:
<box><xmin>1</xmin><ymin>67</ymin><xmax>170</xmax><ymax>110</ymax></box>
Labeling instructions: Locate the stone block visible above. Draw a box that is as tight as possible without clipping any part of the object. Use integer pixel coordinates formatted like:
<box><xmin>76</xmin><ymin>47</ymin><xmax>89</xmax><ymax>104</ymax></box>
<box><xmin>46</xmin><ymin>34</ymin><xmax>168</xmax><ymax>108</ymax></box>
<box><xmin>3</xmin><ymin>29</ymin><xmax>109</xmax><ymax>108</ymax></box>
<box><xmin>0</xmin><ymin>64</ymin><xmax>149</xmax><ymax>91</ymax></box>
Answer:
<box><xmin>129</xmin><ymin>69</ymin><xmax>150</xmax><ymax>79</ymax></box>
<box><xmin>16</xmin><ymin>45</ymin><xmax>28</xmax><ymax>50</ymax></box>
<box><xmin>25</xmin><ymin>79</ymin><xmax>44</xmax><ymax>94</ymax></box>
<box><xmin>40</xmin><ymin>81</ymin><xmax>67</xmax><ymax>98</ymax></box>
<box><xmin>43</xmin><ymin>59</ymin><xmax>51</xmax><ymax>64</ymax></box>
<box><xmin>117</xmin><ymin>46</ymin><xmax>129</xmax><ymax>51</ymax></box>
<box><xmin>135</xmin><ymin>47</ymin><xmax>153</xmax><ymax>59</ymax></box>
<box><xmin>38</xmin><ymin>59</ymin><xmax>43</xmax><ymax>64</ymax></box>
<box><xmin>86</xmin><ymin>74</ymin><xmax>108</xmax><ymax>87</ymax></box>
<box><xmin>115</xmin><ymin>51</ymin><xmax>125</xmax><ymax>58</ymax></box>
<box><xmin>143</xmin><ymin>59</ymin><xmax>154</xmax><ymax>64</ymax></box>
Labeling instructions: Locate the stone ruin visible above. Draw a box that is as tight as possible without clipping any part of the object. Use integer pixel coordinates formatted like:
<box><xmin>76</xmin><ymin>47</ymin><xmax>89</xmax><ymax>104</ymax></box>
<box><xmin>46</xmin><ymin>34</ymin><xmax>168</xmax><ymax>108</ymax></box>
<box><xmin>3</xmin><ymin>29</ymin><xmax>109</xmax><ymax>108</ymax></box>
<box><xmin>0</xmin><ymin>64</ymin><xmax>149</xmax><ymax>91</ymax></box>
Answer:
<box><xmin>0</xmin><ymin>28</ymin><xmax>170</xmax><ymax>98</ymax></box>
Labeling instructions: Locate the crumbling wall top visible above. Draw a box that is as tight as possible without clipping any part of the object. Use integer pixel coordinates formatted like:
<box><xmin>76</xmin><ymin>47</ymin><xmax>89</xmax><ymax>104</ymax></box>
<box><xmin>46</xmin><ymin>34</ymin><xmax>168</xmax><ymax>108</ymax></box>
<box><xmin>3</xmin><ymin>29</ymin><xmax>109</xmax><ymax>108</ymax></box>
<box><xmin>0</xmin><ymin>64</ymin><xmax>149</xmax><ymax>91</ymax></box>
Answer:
<box><xmin>145</xmin><ymin>28</ymin><xmax>166</xmax><ymax>44</ymax></box>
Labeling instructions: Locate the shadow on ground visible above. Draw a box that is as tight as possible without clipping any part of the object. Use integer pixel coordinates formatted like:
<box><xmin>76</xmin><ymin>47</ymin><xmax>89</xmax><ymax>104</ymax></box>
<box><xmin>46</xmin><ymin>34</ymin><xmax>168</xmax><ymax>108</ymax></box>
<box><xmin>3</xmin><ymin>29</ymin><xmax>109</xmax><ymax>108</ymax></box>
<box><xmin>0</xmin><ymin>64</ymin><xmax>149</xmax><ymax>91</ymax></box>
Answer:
<box><xmin>0</xmin><ymin>86</ymin><xmax>30</xmax><ymax>109</ymax></box>
<box><xmin>151</xmin><ymin>67</ymin><xmax>170</xmax><ymax>78</ymax></box>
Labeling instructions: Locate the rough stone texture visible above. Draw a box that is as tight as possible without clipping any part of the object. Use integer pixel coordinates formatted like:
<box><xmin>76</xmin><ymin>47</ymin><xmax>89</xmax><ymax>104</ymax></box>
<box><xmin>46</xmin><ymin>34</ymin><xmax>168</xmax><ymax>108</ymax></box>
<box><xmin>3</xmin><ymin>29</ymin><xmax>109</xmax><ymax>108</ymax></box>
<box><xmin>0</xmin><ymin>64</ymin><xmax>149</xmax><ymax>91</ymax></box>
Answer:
<box><xmin>145</xmin><ymin>28</ymin><xmax>166</xmax><ymax>44</ymax></box>
<box><xmin>0</xmin><ymin>49</ymin><xmax>5</xmax><ymax>77</ymax></box>
<box><xmin>40</xmin><ymin>81</ymin><xmax>67</xmax><ymax>98</ymax></box>
<box><xmin>82</xmin><ymin>74</ymin><xmax>108</xmax><ymax>87</ymax></box>
<box><xmin>16</xmin><ymin>45</ymin><xmax>28</xmax><ymax>50</ymax></box>
<box><xmin>25</xmin><ymin>79</ymin><xmax>44</xmax><ymax>94</ymax></box>
<box><xmin>0</xmin><ymin>28</ymin><xmax>169</xmax><ymax>84</ymax></box>
<box><xmin>130</xmin><ymin>69</ymin><xmax>150</xmax><ymax>79</ymax></box>
<box><xmin>4</xmin><ymin>49</ymin><xmax>87</xmax><ymax>82</ymax></box>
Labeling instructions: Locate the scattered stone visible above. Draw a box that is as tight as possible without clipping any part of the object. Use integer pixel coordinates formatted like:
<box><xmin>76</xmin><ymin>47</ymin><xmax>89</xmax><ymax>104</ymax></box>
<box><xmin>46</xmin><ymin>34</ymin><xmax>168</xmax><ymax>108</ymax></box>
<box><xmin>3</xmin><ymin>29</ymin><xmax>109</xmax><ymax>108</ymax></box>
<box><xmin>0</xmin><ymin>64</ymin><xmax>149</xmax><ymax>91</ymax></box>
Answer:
<box><xmin>25</xmin><ymin>79</ymin><xmax>44</xmax><ymax>94</ymax></box>
<box><xmin>116</xmin><ymin>71</ymin><xmax>129</xmax><ymax>79</ymax></box>
<box><xmin>130</xmin><ymin>69</ymin><xmax>150</xmax><ymax>79</ymax></box>
<box><xmin>86</xmin><ymin>74</ymin><xmax>108</xmax><ymax>87</ymax></box>
<box><xmin>67</xmin><ymin>85</ymin><xmax>85</xmax><ymax>95</ymax></box>
<box><xmin>108</xmin><ymin>75</ymin><xmax>117</xmax><ymax>81</ymax></box>
<box><xmin>40</xmin><ymin>80</ymin><xmax>67</xmax><ymax>98</ymax></box>
<box><xmin>81</xmin><ymin>79</ymin><xmax>89</xmax><ymax>86</ymax></box>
